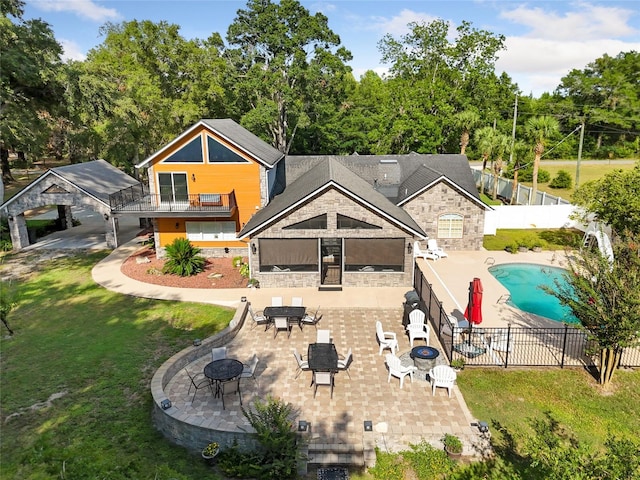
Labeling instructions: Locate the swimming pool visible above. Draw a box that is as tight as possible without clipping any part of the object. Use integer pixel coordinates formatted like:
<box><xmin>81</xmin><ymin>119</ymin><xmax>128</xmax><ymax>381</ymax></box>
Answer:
<box><xmin>488</xmin><ymin>263</ymin><xmax>578</xmax><ymax>324</ymax></box>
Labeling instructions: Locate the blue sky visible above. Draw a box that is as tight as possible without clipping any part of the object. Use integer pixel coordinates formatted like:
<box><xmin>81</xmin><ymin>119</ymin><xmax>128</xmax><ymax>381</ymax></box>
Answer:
<box><xmin>24</xmin><ymin>0</ymin><xmax>640</xmax><ymax>97</ymax></box>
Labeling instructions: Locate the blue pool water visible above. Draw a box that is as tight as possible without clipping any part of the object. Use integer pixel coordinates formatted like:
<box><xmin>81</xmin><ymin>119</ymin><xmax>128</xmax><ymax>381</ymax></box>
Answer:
<box><xmin>489</xmin><ymin>263</ymin><xmax>578</xmax><ymax>324</ymax></box>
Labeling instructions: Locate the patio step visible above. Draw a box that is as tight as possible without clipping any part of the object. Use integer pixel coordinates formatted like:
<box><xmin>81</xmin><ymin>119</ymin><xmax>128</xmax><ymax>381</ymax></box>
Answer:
<box><xmin>305</xmin><ymin>442</ymin><xmax>370</xmax><ymax>468</ymax></box>
<box><xmin>318</xmin><ymin>285</ymin><xmax>342</xmax><ymax>291</ymax></box>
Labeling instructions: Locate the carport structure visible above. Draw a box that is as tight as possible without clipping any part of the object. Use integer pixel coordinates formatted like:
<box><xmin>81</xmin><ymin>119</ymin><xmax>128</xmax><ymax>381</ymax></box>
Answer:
<box><xmin>1</xmin><ymin>160</ymin><xmax>141</xmax><ymax>250</ymax></box>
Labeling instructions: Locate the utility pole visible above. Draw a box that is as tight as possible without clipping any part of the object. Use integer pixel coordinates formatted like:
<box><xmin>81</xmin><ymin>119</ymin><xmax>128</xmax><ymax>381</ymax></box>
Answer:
<box><xmin>575</xmin><ymin>119</ymin><xmax>585</xmax><ymax>188</ymax></box>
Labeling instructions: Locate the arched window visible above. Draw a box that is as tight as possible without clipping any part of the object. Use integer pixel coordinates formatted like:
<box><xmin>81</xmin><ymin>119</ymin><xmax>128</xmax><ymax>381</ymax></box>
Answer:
<box><xmin>437</xmin><ymin>214</ymin><xmax>463</xmax><ymax>238</ymax></box>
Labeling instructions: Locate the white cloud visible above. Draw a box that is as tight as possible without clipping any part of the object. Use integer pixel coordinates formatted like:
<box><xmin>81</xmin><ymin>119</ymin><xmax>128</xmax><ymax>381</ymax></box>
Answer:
<box><xmin>367</xmin><ymin>9</ymin><xmax>440</xmax><ymax>36</ymax></box>
<box><xmin>500</xmin><ymin>2</ymin><xmax>638</xmax><ymax>41</ymax></box>
<box><xmin>59</xmin><ymin>39</ymin><xmax>86</xmax><ymax>61</ymax></box>
<box><xmin>497</xmin><ymin>37</ymin><xmax>640</xmax><ymax>95</ymax></box>
<box><xmin>35</xmin><ymin>0</ymin><xmax>119</xmax><ymax>22</ymax></box>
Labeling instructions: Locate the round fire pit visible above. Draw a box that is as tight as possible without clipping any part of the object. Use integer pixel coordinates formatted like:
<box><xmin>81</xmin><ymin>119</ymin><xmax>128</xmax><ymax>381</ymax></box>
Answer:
<box><xmin>410</xmin><ymin>346</ymin><xmax>440</xmax><ymax>371</ymax></box>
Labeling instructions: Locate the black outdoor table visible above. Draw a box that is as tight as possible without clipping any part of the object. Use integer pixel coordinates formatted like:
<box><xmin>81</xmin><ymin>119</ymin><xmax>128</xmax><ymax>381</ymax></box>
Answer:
<box><xmin>307</xmin><ymin>343</ymin><xmax>338</xmax><ymax>372</ymax></box>
<box><xmin>204</xmin><ymin>359</ymin><xmax>243</xmax><ymax>397</ymax></box>
<box><xmin>264</xmin><ymin>306</ymin><xmax>306</xmax><ymax>330</ymax></box>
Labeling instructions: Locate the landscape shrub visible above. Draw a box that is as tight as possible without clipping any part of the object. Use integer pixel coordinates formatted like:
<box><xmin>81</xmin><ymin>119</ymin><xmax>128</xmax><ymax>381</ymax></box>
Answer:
<box><xmin>162</xmin><ymin>238</ymin><xmax>205</xmax><ymax>276</ymax></box>
<box><xmin>549</xmin><ymin>169</ymin><xmax>573</xmax><ymax>188</ymax></box>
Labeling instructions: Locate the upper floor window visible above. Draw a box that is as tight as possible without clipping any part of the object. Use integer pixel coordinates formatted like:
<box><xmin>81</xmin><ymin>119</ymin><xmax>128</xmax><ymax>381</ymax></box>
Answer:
<box><xmin>437</xmin><ymin>213</ymin><xmax>463</xmax><ymax>238</ymax></box>
<box><xmin>337</xmin><ymin>214</ymin><xmax>381</xmax><ymax>229</ymax></box>
<box><xmin>283</xmin><ymin>214</ymin><xmax>327</xmax><ymax>230</ymax></box>
<box><xmin>163</xmin><ymin>137</ymin><xmax>203</xmax><ymax>163</ymax></box>
<box><xmin>207</xmin><ymin>136</ymin><xmax>250</xmax><ymax>163</ymax></box>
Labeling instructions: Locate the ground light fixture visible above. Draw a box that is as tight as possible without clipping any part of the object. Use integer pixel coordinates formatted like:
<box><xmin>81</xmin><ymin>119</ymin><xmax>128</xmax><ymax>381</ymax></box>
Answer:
<box><xmin>161</xmin><ymin>399</ymin><xmax>172</xmax><ymax>410</ymax></box>
<box><xmin>193</xmin><ymin>339</ymin><xmax>202</xmax><ymax>347</ymax></box>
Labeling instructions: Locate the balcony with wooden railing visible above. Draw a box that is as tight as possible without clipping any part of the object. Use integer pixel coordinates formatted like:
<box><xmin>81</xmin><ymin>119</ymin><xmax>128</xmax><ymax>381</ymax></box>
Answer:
<box><xmin>109</xmin><ymin>184</ymin><xmax>237</xmax><ymax>217</ymax></box>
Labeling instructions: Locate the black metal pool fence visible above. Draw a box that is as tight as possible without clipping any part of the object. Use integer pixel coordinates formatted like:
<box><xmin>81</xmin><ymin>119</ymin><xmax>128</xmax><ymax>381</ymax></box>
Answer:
<box><xmin>413</xmin><ymin>264</ymin><xmax>640</xmax><ymax>369</ymax></box>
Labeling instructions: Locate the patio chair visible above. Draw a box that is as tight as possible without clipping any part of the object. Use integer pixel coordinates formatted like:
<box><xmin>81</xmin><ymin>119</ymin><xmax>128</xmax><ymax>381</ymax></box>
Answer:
<box><xmin>489</xmin><ymin>329</ymin><xmax>513</xmax><ymax>353</ymax></box>
<box><xmin>442</xmin><ymin>315</ymin><xmax>469</xmax><ymax>340</ymax></box>
<box><xmin>316</xmin><ymin>329</ymin><xmax>331</xmax><ymax>343</ymax></box>
<box><xmin>429</xmin><ymin>365</ymin><xmax>457</xmax><ymax>397</ymax></box>
<box><xmin>220</xmin><ymin>378</ymin><xmax>242</xmax><ymax>410</ymax></box>
<box><xmin>301</xmin><ymin>306</ymin><xmax>322</xmax><ymax>329</ymax></box>
<box><xmin>291</xmin><ymin>296</ymin><xmax>303</xmax><ymax>306</ymax></box>
<box><xmin>313</xmin><ymin>371</ymin><xmax>334</xmax><ymax>398</ymax></box>
<box><xmin>273</xmin><ymin>316</ymin><xmax>291</xmax><ymax>338</ymax></box>
<box><xmin>292</xmin><ymin>348</ymin><xmax>310</xmax><ymax>379</ymax></box>
<box><xmin>407</xmin><ymin>322</ymin><xmax>430</xmax><ymax>347</ymax></box>
<box><xmin>376</xmin><ymin>321</ymin><xmax>398</xmax><ymax>355</ymax></box>
<box><xmin>240</xmin><ymin>354</ymin><xmax>259</xmax><ymax>385</ymax></box>
<box><xmin>427</xmin><ymin>239</ymin><xmax>448</xmax><ymax>258</ymax></box>
<box><xmin>271</xmin><ymin>296</ymin><xmax>283</xmax><ymax>307</ymax></box>
<box><xmin>385</xmin><ymin>353</ymin><xmax>417</xmax><ymax>388</ymax></box>
<box><xmin>184</xmin><ymin>367</ymin><xmax>212</xmax><ymax>402</ymax></box>
<box><xmin>337</xmin><ymin>348</ymin><xmax>353</xmax><ymax>379</ymax></box>
<box><xmin>211</xmin><ymin>346</ymin><xmax>227</xmax><ymax>362</ymax></box>
<box><xmin>248</xmin><ymin>305</ymin><xmax>269</xmax><ymax>330</ymax></box>
<box><xmin>413</xmin><ymin>241</ymin><xmax>439</xmax><ymax>261</ymax></box>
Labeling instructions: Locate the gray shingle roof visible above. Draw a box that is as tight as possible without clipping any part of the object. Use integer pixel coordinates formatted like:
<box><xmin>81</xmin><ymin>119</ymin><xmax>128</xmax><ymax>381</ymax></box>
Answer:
<box><xmin>1</xmin><ymin>159</ymin><xmax>140</xmax><ymax>210</ymax></box>
<box><xmin>51</xmin><ymin>159</ymin><xmax>140</xmax><ymax>204</ymax></box>
<box><xmin>239</xmin><ymin>158</ymin><xmax>426</xmax><ymax>238</ymax></box>
<box><xmin>201</xmin><ymin>119</ymin><xmax>284</xmax><ymax>167</ymax></box>
<box><xmin>284</xmin><ymin>153</ymin><xmax>481</xmax><ymax>205</ymax></box>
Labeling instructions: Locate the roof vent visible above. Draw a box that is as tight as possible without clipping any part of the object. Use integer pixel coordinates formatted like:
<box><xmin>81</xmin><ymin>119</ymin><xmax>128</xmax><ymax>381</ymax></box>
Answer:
<box><xmin>379</xmin><ymin>159</ymin><xmax>397</xmax><ymax>164</ymax></box>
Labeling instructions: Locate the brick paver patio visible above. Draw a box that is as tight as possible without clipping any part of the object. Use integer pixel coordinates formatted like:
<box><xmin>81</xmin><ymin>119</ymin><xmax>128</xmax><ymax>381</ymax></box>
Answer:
<box><xmin>165</xmin><ymin>307</ymin><xmax>481</xmax><ymax>456</ymax></box>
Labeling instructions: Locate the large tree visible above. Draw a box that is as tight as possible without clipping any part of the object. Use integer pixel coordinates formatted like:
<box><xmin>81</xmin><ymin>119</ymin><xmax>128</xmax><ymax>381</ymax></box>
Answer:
<box><xmin>0</xmin><ymin>0</ymin><xmax>62</xmax><ymax>180</ymax></box>
<box><xmin>225</xmin><ymin>0</ymin><xmax>352</xmax><ymax>153</ymax></box>
<box><xmin>545</xmin><ymin>234</ymin><xmax>640</xmax><ymax>385</ymax></box>
<box><xmin>571</xmin><ymin>162</ymin><xmax>640</xmax><ymax>238</ymax></box>
<box><xmin>66</xmin><ymin>20</ymin><xmax>227</xmax><ymax>171</ymax></box>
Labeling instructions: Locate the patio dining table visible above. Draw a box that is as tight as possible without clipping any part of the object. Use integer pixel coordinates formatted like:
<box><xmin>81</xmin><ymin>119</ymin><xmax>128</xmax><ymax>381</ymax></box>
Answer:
<box><xmin>264</xmin><ymin>306</ymin><xmax>306</xmax><ymax>330</ymax></box>
<box><xmin>307</xmin><ymin>342</ymin><xmax>338</xmax><ymax>372</ymax></box>
<box><xmin>204</xmin><ymin>358</ymin><xmax>243</xmax><ymax>397</ymax></box>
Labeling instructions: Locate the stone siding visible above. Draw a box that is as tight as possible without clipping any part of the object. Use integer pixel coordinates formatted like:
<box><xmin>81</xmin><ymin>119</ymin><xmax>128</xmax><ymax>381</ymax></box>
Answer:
<box><xmin>402</xmin><ymin>182</ymin><xmax>485</xmax><ymax>251</ymax></box>
<box><xmin>5</xmin><ymin>174</ymin><xmax>113</xmax><ymax>250</ymax></box>
<box><xmin>249</xmin><ymin>189</ymin><xmax>413</xmax><ymax>288</ymax></box>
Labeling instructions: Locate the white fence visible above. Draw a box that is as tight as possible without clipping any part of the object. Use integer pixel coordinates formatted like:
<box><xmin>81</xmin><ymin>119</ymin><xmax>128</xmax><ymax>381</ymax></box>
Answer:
<box><xmin>484</xmin><ymin>205</ymin><xmax>587</xmax><ymax>235</ymax></box>
<box><xmin>473</xmin><ymin>170</ymin><xmax>571</xmax><ymax>206</ymax></box>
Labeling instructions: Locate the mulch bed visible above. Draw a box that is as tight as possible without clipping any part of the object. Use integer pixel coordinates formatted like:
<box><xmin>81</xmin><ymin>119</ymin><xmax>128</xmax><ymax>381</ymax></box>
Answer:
<box><xmin>120</xmin><ymin>246</ymin><xmax>248</xmax><ymax>289</ymax></box>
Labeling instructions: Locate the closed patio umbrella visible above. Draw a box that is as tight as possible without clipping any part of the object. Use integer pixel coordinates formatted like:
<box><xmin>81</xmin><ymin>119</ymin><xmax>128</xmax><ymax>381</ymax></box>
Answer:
<box><xmin>464</xmin><ymin>278</ymin><xmax>483</xmax><ymax>345</ymax></box>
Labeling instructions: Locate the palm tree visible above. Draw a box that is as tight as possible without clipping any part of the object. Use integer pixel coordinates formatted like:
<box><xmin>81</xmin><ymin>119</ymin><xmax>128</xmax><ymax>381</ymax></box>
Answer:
<box><xmin>454</xmin><ymin>110</ymin><xmax>480</xmax><ymax>155</ymax></box>
<box><xmin>491</xmin><ymin>133</ymin><xmax>511</xmax><ymax>200</ymax></box>
<box><xmin>525</xmin><ymin>116</ymin><xmax>560</xmax><ymax>204</ymax></box>
<box><xmin>474</xmin><ymin>126</ymin><xmax>496</xmax><ymax>195</ymax></box>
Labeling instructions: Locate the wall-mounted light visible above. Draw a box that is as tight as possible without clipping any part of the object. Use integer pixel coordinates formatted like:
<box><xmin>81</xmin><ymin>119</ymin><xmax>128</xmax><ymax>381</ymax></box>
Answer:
<box><xmin>103</xmin><ymin>213</ymin><xmax>109</xmax><ymax>221</ymax></box>
<box><xmin>8</xmin><ymin>215</ymin><xmax>13</xmax><ymax>222</ymax></box>
<box><xmin>175</xmin><ymin>222</ymin><xmax>180</xmax><ymax>229</ymax></box>
<box><xmin>298</xmin><ymin>420</ymin><xmax>308</xmax><ymax>432</ymax></box>
<box><xmin>191</xmin><ymin>173</ymin><xmax>196</xmax><ymax>182</ymax></box>
<box><xmin>251</xmin><ymin>243</ymin><xmax>257</xmax><ymax>255</ymax></box>
<box><xmin>364</xmin><ymin>420</ymin><xmax>373</xmax><ymax>431</ymax></box>
<box><xmin>407</xmin><ymin>242</ymin><xmax>412</xmax><ymax>254</ymax></box>
<box><xmin>224</xmin><ymin>247</ymin><xmax>229</xmax><ymax>254</ymax></box>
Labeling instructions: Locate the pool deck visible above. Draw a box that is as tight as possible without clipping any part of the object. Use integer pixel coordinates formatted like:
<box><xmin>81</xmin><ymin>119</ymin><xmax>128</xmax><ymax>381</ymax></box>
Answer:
<box><xmin>419</xmin><ymin>249</ymin><xmax>570</xmax><ymax>329</ymax></box>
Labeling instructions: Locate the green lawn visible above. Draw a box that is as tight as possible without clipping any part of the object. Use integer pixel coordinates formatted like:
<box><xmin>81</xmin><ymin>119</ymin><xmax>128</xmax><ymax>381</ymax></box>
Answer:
<box><xmin>0</xmin><ymin>252</ymin><xmax>232</xmax><ymax>479</ymax></box>
<box><xmin>2</xmin><ymin>252</ymin><xmax>638</xmax><ymax>479</ymax></box>
<box><xmin>483</xmin><ymin>228</ymin><xmax>584</xmax><ymax>251</ymax></box>
<box><xmin>521</xmin><ymin>161</ymin><xmax>637</xmax><ymax>201</ymax></box>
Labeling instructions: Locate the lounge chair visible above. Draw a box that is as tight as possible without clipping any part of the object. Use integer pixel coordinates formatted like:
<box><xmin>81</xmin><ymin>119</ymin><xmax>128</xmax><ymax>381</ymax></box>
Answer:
<box><xmin>427</xmin><ymin>239</ymin><xmax>448</xmax><ymax>258</ymax></box>
<box><xmin>414</xmin><ymin>241</ymin><xmax>439</xmax><ymax>261</ymax></box>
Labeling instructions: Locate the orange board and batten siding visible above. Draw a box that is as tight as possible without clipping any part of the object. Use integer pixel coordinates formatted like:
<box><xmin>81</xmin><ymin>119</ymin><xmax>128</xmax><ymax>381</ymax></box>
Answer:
<box><xmin>148</xmin><ymin>127</ymin><xmax>264</xmax><ymax>248</ymax></box>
